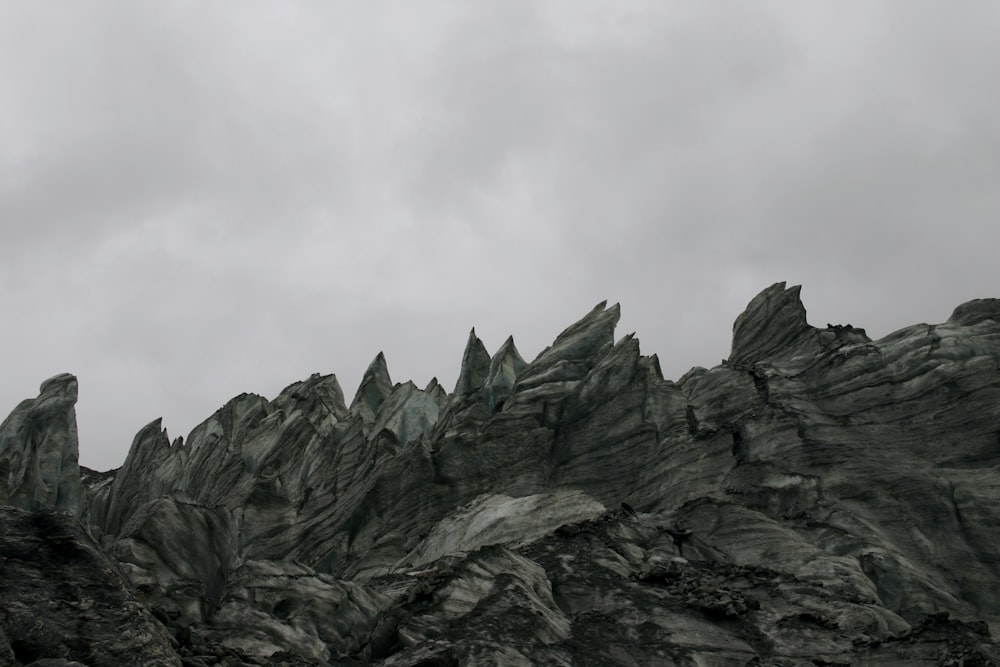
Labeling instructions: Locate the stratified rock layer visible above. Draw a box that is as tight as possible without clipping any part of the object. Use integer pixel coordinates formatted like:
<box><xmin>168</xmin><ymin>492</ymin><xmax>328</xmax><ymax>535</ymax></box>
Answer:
<box><xmin>2</xmin><ymin>283</ymin><xmax>999</xmax><ymax>666</ymax></box>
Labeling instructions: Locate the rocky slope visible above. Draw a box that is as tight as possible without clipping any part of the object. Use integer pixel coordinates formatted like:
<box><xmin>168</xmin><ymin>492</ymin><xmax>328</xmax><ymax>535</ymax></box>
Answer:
<box><xmin>1</xmin><ymin>283</ymin><xmax>999</xmax><ymax>666</ymax></box>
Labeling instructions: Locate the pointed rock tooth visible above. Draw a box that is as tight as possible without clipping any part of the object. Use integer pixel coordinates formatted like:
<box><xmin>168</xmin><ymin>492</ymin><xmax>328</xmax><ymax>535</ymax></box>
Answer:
<box><xmin>729</xmin><ymin>282</ymin><xmax>813</xmax><ymax>367</ymax></box>
<box><xmin>484</xmin><ymin>336</ymin><xmax>526</xmax><ymax>409</ymax></box>
<box><xmin>453</xmin><ymin>328</ymin><xmax>491</xmax><ymax>395</ymax></box>
<box><xmin>351</xmin><ymin>352</ymin><xmax>394</xmax><ymax>417</ymax></box>
<box><xmin>518</xmin><ymin>301</ymin><xmax>621</xmax><ymax>387</ymax></box>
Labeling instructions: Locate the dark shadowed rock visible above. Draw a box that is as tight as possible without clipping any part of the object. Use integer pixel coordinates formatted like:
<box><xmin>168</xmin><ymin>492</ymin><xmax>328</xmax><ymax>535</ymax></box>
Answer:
<box><xmin>0</xmin><ymin>506</ymin><xmax>180</xmax><ymax>666</ymax></box>
<box><xmin>201</xmin><ymin>560</ymin><xmax>391</xmax><ymax>662</ymax></box>
<box><xmin>3</xmin><ymin>285</ymin><xmax>1000</xmax><ymax>665</ymax></box>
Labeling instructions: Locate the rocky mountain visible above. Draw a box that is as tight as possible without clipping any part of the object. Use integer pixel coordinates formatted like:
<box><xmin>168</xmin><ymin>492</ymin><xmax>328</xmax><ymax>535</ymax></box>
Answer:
<box><xmin>1</xmin><ymin>282</ymin><xmax>999</xmax><ymax>666</ymax></box>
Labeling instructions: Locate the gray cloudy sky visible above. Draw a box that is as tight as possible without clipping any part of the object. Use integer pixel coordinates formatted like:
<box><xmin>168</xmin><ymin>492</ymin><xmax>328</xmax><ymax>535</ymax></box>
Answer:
<box><xmin>2</xmin><ymin>1</ymin><xmax>999</xmax><ymax>471</ymax></box>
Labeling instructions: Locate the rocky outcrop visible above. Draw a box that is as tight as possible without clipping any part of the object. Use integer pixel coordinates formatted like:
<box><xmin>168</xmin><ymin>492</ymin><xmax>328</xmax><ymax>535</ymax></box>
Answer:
<box><xmin>351</xmin><ymin>354</ymin><xmax>394</xmax><ymax>425</ymax></box>
<box><xmin>452</xmin><ymin>330</ymin><xmax>491</xmax><ymax>396</ymax></box>
<box><xmin>202</xmin><ymin>560</ymin><xmax>392</xmax><ymax>663</ymax></box>
<box><xmin>399</xmin><ymin>490</ymin><xmax>606</xmax><ymax>568</ymax></box>
<box><xmin>2</xmin><ymin>282</ymin><xmax>1000</xmax><ymax>665</ymax></box>
<box><xmin>0</xmin><ymin>373</ymin><xmax>82</xmax><ymax>513</ymax></box>
<box><xmin>730</xmin><ymin>281</ymin><xmax>818</xmax><ymax>368</ymax></box>
<box><xmin>483</xmin><ymin>335</ymin><xmax>526</xmax><ymax>412</ymax></box>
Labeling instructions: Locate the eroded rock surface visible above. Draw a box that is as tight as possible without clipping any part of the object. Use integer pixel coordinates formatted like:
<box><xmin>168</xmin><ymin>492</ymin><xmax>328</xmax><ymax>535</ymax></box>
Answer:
<box><xmin>0</xmin><ymin>374</ymin><xmax>82</xmax><ymax>512</ymax></box>
<box><xmin>0</xmin><ymin>506</ymin><xmax>180</xmax><ymax>666</ymax></box>
<box><xmin>2</xmin><ymin>283</ymin><xmax>1000</xmax><ymax>665</ymax></box>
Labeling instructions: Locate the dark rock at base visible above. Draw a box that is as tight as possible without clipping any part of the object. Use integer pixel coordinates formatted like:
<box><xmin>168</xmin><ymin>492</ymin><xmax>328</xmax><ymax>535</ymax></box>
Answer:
<box><xmin>0</xmin><ymin>506</ymin><xmax>180</xmax><ymax>666</ymax></box>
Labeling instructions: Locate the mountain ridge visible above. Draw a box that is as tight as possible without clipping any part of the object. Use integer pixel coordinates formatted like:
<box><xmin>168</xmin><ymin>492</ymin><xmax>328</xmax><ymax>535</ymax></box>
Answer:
<box><xmin>1</xmin><ymin>282</ymin><xmax>999</xmax><ymax>666</ymax></box>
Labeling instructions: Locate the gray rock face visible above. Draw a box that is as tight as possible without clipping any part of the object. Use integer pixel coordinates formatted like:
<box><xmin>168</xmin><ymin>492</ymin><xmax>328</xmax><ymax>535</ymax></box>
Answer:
<box><xmin>351</xmin><ymin>353</ymin><xmax>394</xmax><ymax>424</ymax></box>
<box><xmin>452</xmin><ymin>329</ymin><xmax>491</xmax><ymax>396</ymax></box>
<box><xmin>730</xmin><ymin>281</ymin><xmax>815</xmax><ymax>367</ymax></box>
<box><xmin>0</xmin><ymin>373</ymin><xmax>82</xmax><ymax>512</ymax></box>
<box><xmin>2</xmin><ymin>283</ymin><xmax>1000</xmax><ymax>665</ymax></box>
<box><xmin>203</xmin><ymin>560</ymin><xmax>391</xmax><ymax>663</ymax></box>
<box><xmin>483</xmin><ymin>335</ymin><xmax>526</xmax><ymax>412</ymax></box>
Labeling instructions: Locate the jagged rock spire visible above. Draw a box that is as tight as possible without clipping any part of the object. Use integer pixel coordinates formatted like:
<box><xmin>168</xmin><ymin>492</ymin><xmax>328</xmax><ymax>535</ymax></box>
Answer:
<box><xmin>351</xmin><ymin>352</ymin><xmax>394</xmax><ymax>419</ymax></box>
<box><xmin>516</xmin><ymin>301</ymin><xmax>621</xmax><ymax>389</ymax></box>
<box><xmin>102</xmin><ymin>418</ymin><xmax>173</xmax><ymax>535</ymax></box>
<box><xmin>453</xmin><ymin>328</ymin><xmax>491</xmax><ymax>396</ymax></box>
<box><xmin>0</xmin><ymin>373</ymin><xmax>81</xmax><ymax>512</ymax></box>
<box><xmin>485</xmin><ymin>335</ymin><xmax>526</xmax><ymax>409</ymax></box>
<box><xmin>425</xmin><ymin>377</ymin><xmax>448</xmax><ymax>407</ymax></box>
<box><xmin>729</xmin><ymin>282</ymin><xmax>813</xmax><ymax>367</ymax></box>
<box><xmin>533</xmin><ymin>301</ymin><xmax>620</xmax><ymax>366</ymax></box>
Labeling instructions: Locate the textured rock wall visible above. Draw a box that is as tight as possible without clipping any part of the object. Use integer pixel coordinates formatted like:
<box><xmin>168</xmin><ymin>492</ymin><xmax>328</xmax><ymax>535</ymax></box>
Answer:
<box><xmin>0</xmin><ymin>373</ymin><xmax>82</xmax><ymax>513</ymax></box>
<box><xmin>0</xmin><ymin>506</ymin><xmax>180</xmax><ymax>666</ymax></box>
<box><xmin>2</xmin><ymin>282</ymin><xmax>999</xmax><ymax>665</ymax></box>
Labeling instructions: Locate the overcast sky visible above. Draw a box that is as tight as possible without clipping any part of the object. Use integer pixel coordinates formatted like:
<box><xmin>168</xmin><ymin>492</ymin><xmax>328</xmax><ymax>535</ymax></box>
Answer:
<box><xmin>2</xmin><ymin>1</ymin><xmax>998</xmax><ymax>471</ymax></box>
